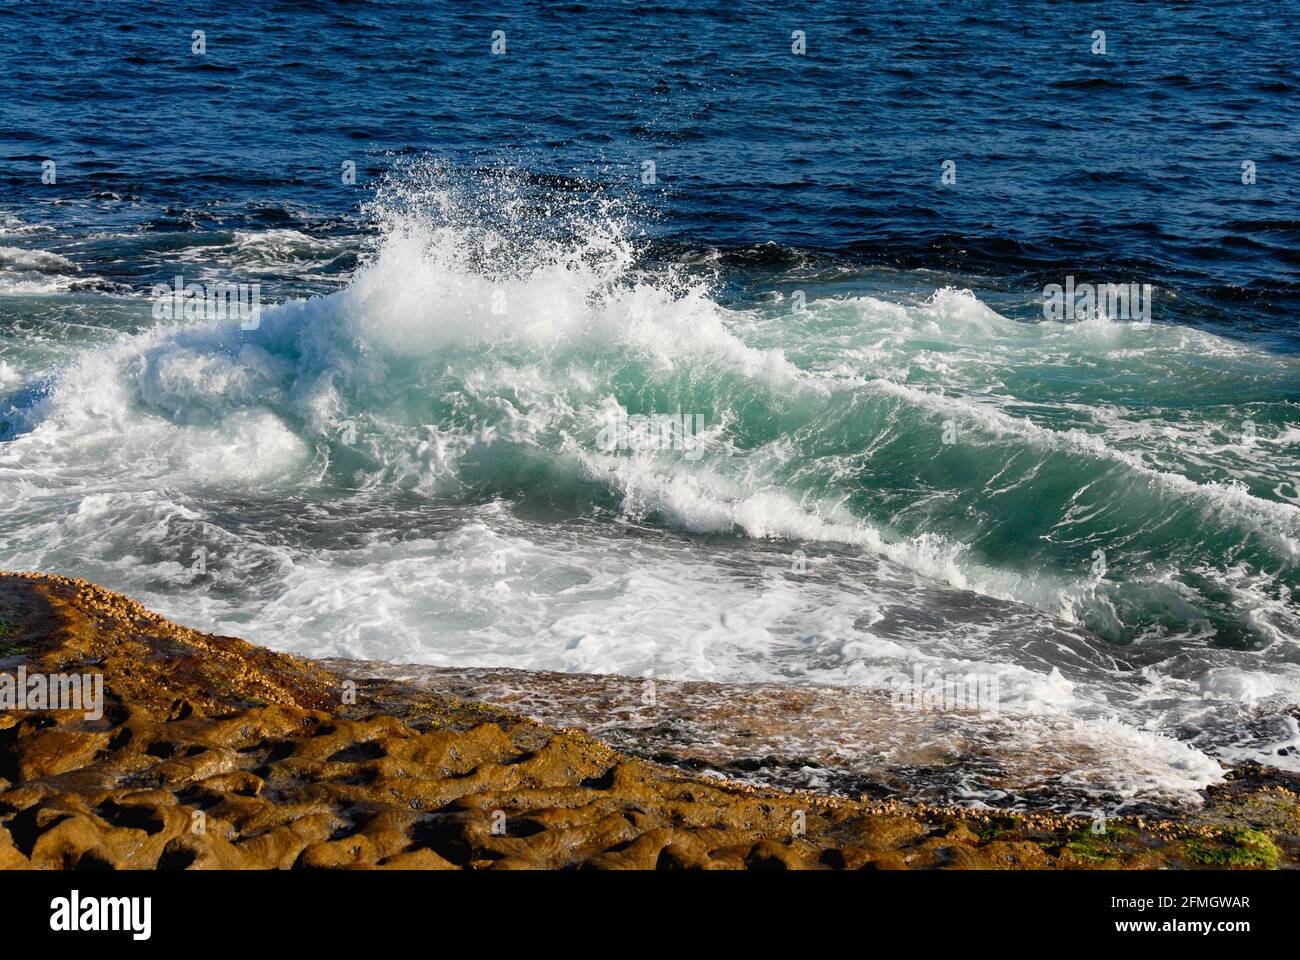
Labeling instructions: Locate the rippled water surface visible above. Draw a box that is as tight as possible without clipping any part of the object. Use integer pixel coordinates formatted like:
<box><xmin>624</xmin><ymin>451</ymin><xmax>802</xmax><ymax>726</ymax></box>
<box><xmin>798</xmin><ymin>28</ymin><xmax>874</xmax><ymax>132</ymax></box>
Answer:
<box><xmin>1</xmin><ymin>0</ymin><xmax>1297</xmax><ymax>808</ymax></box>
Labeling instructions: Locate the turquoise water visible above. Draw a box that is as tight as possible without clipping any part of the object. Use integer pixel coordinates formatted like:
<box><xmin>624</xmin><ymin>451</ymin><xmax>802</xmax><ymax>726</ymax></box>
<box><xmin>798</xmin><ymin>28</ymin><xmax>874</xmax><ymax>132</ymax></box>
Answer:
<box><xmin>1</xmin><ymin>1</ymin><xmax>1297</xmax><ymax>808</ymax></box>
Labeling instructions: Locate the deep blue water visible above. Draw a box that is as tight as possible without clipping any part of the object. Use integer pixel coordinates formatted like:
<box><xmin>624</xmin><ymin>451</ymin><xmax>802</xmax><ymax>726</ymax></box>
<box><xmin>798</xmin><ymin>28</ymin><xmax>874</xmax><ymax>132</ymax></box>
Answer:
<box><xmin>2</xmin><ymin>0</ymin><xmax>1297</xmax><ymax>335</ymax></box>
<box><xmin>1</xmin><ymin>0</ymin><xmax>1299</xmax><ymax>807</ymax></box>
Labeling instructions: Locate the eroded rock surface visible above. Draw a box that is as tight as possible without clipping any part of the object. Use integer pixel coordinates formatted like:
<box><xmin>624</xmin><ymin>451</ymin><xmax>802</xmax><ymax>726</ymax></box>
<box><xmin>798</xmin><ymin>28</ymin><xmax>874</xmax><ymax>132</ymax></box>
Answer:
<box><xmin>0</xmin><ymin>572</ymin><xmax>1296</xmax><ymax>870</ymax></box>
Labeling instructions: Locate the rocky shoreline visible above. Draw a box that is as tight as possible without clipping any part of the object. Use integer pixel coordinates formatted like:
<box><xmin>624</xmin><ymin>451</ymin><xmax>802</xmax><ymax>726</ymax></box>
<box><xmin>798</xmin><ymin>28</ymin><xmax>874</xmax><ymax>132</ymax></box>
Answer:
<box><xmin>0</xmin><ymin>571</ymin><xmax>1296</xmax><ymax>869</ymax></box>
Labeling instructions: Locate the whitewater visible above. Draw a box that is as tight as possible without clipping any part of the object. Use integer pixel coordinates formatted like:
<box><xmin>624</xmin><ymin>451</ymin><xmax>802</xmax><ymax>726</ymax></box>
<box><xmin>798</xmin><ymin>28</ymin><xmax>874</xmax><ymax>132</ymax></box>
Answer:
<box><xmin>1</xmin><ymin>173</ymin><xmax>1297</xmax><ymax>809</ymax></box>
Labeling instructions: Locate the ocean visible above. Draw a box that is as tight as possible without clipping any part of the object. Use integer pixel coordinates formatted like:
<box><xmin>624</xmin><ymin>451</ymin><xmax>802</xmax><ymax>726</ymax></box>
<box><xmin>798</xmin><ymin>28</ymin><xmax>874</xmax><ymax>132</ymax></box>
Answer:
<box><xmin>1</xmin><ymin>0</ymin><xmax>1297</xmax><ymax>810</ymax></box>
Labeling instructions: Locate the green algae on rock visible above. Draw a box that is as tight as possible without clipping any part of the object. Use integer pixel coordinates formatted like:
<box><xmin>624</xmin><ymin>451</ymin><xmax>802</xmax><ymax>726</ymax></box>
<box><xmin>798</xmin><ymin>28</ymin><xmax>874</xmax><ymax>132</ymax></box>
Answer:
<box><xmin>0</xmin><ymin>572</ymin><xmax>1296</xmax><ymax>871</ymax></box>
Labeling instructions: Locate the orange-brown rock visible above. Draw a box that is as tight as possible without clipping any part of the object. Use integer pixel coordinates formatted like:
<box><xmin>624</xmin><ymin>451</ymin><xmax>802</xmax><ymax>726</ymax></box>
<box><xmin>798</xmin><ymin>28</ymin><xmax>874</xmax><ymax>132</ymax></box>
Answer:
<box><xmin>0</xmin><ymin>572</ymin><xmax>1295</xmax><ymax>870</ymax></box>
